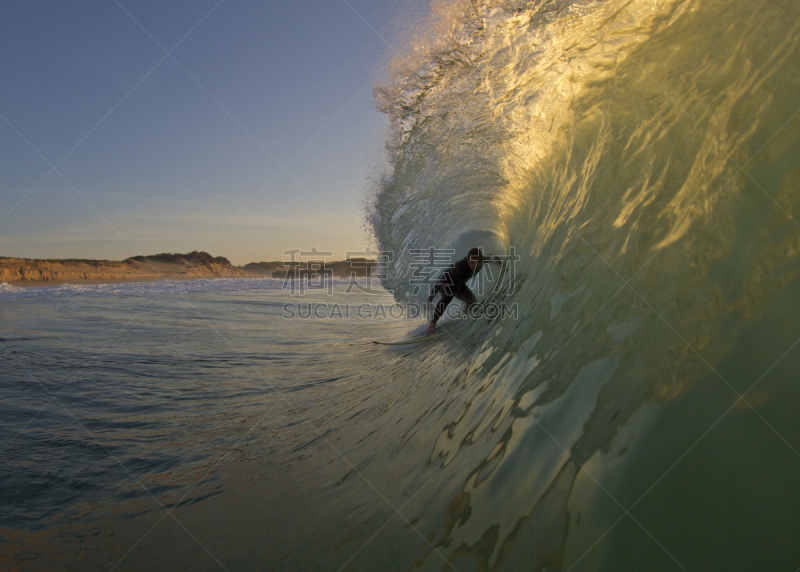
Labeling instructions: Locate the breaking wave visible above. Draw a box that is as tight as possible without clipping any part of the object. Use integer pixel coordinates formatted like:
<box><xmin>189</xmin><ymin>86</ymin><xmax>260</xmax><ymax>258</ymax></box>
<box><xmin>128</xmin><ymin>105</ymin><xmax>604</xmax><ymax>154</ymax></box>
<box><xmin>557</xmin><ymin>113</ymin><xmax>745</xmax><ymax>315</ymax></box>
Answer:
<box><xmin>368</xmin><ymin>0</ymin><xmax>800</xmax><ymax>568</ymax></box>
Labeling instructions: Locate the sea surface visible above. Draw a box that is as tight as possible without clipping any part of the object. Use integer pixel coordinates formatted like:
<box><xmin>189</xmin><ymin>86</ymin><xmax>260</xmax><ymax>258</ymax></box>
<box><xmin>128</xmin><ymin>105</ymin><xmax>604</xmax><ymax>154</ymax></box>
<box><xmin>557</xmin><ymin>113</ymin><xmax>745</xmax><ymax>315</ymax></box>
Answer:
<box><xmin>4</xmin><ymin>0</ymin><xmax>800</xmax><ymax>570</ymax></box>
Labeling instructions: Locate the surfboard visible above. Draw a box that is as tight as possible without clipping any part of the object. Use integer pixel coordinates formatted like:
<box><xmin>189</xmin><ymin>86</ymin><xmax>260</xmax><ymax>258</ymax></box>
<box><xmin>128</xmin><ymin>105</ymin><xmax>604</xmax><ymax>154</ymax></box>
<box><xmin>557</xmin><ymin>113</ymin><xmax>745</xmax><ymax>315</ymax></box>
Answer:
<box><xmin>373</xmin><ymin>333</ymin><xmax>442</xmax><ymax>345</ymax></box>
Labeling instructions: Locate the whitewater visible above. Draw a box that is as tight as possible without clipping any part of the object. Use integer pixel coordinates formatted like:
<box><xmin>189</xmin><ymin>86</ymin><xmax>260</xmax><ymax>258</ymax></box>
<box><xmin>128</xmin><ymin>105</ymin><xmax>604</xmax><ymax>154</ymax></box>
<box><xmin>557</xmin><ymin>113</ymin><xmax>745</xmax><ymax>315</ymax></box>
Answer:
<box><xmin>3</xmin><ymin>0</ymin><xmax>800</xmax><ymax>570</ymax></box>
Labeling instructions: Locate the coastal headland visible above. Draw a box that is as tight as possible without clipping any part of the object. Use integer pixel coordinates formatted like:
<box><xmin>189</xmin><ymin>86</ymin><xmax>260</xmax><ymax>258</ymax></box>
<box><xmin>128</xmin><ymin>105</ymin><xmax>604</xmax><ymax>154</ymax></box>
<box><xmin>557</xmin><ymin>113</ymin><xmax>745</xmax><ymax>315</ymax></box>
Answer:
<box><xmin>0</xmin><ymin>252</ymin><xmax>376</xmax><ymax>286</ymax></box>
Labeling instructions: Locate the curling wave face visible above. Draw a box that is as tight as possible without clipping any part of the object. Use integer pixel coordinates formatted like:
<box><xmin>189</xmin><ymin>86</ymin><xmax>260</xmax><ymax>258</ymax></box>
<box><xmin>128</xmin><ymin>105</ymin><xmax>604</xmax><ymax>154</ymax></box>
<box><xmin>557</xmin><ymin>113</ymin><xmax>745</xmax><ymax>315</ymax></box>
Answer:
<box><xmin>369</xmin><ymin>0</ymin><xmax>800</xmax><ymax>568</ymax></box>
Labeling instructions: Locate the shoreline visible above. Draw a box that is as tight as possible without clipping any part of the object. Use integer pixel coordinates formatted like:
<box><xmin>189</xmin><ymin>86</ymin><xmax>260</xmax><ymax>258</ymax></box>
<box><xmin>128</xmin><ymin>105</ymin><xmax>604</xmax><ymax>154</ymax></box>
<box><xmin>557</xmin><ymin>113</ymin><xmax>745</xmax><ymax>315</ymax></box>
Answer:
<box><xmin>0</xmin><ymin>274</ymin><xmax>257</xmax><ymax>288</ymax></box>
<box><xmin>0</xmin><ymin>252</ymin><xmax>377</xmax><ymax>288</ymax></box>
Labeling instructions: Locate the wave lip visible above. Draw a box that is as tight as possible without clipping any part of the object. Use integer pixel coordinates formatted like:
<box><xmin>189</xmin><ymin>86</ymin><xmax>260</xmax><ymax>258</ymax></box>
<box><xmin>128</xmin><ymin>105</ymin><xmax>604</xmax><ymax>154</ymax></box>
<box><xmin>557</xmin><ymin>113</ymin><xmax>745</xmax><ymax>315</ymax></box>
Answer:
<box><xmin>371</xmin><ymin>0</ymin><xmax>690</xmax><ymax>301</ymax></box>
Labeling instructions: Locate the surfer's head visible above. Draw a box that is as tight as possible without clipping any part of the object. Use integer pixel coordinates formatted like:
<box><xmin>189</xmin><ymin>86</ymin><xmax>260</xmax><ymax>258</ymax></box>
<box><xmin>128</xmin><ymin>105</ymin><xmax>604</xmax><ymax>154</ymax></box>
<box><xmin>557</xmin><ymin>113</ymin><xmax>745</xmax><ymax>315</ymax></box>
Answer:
<box><xmin>467</xmin><ymin>247</ymin><xmax>484</xmax><ymax>272</ymax></box>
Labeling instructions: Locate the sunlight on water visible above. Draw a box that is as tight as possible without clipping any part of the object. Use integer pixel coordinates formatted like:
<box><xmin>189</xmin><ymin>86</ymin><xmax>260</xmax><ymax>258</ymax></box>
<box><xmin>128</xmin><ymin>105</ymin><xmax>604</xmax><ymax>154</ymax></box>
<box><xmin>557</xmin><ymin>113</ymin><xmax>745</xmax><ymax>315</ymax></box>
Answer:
<box><xmin>3</xmin><ymin>0</ymin><xmax>800</xmax><ymax>570</ymax></box>
<box><xmin>370</xmin><ymin>0</ymin><xmax>800</xmax><ymax>569</ymax></box>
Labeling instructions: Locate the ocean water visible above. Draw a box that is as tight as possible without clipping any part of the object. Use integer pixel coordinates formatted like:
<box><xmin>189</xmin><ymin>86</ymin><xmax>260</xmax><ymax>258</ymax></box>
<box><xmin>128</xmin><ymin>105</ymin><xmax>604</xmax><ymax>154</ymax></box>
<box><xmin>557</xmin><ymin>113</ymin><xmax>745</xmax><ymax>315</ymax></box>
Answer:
<box><xmin>3</xmin><ymin>0</ymin><xmax>800</xmax><ymax>570</ymax></box>
<box><xmin>1</xmin><ymin>280</ymin><xmax>435</xmax><ymax>570</ymax></box>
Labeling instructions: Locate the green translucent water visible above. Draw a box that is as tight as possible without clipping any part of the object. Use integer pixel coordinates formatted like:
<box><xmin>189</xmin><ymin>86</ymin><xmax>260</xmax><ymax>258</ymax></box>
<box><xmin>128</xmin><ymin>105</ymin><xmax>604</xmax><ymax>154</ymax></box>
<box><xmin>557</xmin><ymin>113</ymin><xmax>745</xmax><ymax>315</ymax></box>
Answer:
<box><xmin>373</xmin><ymin>0</ymin><xmax>800</xmax><ymax>569</ymax></box>
<box><xmin>3</xmin><ymin>0</ymin><xmax>800</xmax><ymax>569</ymax></box>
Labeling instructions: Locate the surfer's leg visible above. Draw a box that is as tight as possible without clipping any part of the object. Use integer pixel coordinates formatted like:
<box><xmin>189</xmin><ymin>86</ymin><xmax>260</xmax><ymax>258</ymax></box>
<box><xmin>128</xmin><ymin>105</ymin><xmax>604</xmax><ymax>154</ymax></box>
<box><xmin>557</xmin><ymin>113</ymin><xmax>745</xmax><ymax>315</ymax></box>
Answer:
<box><xmin>427</xmin><ymin>294</ymin><xmax>453</xmax><ymax>333</ymax></box>
<box><xmin>427</xmin><ymin>282</ymin><xmax>441</xmax><ymax>303</ymax></box>
<box><xmin>455</xmin><ymin>285</ymin><xmax>477</xmax><ymax>316</ymax></box>
<box><xmin>432</xmin><ymin>294</ymin><xmax>454</xmax><ymax>323</ymax></box>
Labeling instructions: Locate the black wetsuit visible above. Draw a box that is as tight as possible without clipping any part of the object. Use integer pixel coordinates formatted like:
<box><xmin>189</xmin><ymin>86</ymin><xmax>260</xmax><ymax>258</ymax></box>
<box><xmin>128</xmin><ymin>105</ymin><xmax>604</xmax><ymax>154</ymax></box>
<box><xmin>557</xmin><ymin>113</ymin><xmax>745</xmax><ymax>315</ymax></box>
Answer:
<box><xmin>428</xmin><ymin>255</ymin><xmax>481</xmax><ymax>324</ymax></box>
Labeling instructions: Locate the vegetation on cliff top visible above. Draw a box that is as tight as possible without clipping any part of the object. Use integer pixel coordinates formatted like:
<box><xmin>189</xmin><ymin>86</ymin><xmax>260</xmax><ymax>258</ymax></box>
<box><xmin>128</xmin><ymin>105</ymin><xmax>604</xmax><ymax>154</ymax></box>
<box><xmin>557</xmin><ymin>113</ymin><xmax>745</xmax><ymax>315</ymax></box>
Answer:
<box><xmin>124</xmin><ymin>251</ymin><xmax>231</xmax><ymax>266</ymax></box>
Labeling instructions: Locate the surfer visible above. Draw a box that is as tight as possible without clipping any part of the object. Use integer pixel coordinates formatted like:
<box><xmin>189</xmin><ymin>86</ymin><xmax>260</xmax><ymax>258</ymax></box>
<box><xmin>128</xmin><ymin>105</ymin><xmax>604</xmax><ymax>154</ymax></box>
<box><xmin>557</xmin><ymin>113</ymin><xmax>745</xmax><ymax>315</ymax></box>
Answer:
<box><xmin>426</xmin><ymin>247</ymin><xmax>486</xmax><ymax>334</ymax></box>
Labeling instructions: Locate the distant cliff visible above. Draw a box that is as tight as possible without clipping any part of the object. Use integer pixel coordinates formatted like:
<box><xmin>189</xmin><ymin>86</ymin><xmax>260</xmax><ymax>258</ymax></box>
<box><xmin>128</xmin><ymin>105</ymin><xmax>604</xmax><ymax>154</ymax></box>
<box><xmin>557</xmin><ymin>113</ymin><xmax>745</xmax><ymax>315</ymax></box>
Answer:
<box><xmin>241</xmin><ymin>261</ymin><xmax>285</xmax><ymax>274</ymax></box>
<box><xmin>269</xmin><ymin>258</ymin><xmax>377</xmax><ymax>279</ymax></box>
<box><xmin>0</xmin><ymin>252</ymin><xmax>377</xmax><ymax>286</ymax></box>
<box><xmin>0</xmin><ymin>251</ymin><xmax>246</xmax><ymax>285</ymax></box>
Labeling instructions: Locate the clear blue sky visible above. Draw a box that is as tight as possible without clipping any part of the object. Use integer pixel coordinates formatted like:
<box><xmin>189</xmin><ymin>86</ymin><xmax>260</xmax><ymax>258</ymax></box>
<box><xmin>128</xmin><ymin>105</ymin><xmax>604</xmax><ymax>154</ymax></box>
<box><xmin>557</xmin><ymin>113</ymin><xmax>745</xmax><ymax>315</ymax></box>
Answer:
<box><xmin>0</xmin><ymin>0</ymin><xmax>429</xmax><ymax>265</ymax></box>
